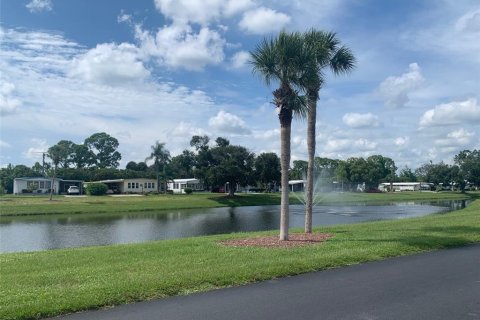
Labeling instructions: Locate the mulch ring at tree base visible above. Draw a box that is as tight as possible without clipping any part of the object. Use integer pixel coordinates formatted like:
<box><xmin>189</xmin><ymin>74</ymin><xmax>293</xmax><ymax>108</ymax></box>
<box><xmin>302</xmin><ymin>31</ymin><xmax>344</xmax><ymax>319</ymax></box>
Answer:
<box><xmin>219</xmin><ymin>233</ymin><xmax>333</xmax><ymax>248</ymax></box>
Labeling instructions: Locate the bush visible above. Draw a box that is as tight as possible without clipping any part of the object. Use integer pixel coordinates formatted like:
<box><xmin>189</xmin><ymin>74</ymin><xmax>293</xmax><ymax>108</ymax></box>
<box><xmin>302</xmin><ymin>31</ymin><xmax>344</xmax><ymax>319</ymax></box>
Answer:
<box><xmin>85</xmin><ymin>183</ymin><xmax>108</xmax><ymax>196</ymax></box>
<box><xmin>184</xmin><ymin>188</ymin><xmax>193</xmax><ymax>195</ymax></box>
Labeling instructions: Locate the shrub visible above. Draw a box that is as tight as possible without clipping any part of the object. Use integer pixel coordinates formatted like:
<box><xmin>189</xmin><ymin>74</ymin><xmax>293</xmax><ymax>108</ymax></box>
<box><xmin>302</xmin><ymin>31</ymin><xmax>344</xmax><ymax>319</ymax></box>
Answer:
<box><xmin>184</xmin><ymin>188</ymin><xmax>193</xmax><ymax>195</ymax></box>
<box><xmin>85</xmin><ymin>183</ymin><xmax>108</xmax><ymax>196</ymax></box>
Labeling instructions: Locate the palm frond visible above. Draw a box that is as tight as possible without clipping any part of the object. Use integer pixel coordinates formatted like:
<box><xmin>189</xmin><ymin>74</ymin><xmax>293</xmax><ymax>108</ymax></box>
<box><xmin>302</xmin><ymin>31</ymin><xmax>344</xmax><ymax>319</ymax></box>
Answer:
<box><xmin>330</xmin><ymin>46</ymin><xmax>356</xmax><ymax>75</ymax></box>
<box><xmin>250</xmin><ymin>37</ymin><xmax>280</xmax><ymax>87</ymax></box>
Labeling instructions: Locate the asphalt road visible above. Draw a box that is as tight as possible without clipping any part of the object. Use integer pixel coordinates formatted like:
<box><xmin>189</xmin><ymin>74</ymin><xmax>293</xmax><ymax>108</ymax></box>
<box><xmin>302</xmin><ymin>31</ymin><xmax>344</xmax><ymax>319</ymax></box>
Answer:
<box><xmin>50</xmin><ymin>245</ymin><xmax>480</xmax><ymax>320</ymax></box>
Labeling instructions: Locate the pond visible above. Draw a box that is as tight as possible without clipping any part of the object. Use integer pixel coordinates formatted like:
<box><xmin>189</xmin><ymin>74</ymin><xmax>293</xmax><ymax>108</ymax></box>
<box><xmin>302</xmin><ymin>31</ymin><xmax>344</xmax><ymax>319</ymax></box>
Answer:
<box><xmin>0</xmin><ymin>200</ymin><xmax>468</xmax><ymax>253</ymax></box>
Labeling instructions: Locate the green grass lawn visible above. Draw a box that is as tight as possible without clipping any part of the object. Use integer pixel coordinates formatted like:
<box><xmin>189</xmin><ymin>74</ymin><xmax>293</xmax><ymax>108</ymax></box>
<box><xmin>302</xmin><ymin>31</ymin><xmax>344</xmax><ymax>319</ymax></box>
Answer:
<box><xmin>1</xmin><ymin>194</ymin><xmax>479</xmax><ymax>320</ymax></box>
<box><xmin>0</xmin><ymin>191</ymin><xmax>470</xmax><ymax>216</ymax></box>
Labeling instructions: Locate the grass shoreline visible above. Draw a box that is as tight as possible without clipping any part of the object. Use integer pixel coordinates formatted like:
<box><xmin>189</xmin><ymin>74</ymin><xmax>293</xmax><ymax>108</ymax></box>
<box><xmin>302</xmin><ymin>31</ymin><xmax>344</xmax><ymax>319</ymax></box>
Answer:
<box><xmin>0</xmin><ymin>191</ymin><xmax>470</xmax><ymax>217</ymax></box>
<box><xmin>1</xmin><ymin>193</ymin><xmax>479</xmax><ymax>320</ymax></box>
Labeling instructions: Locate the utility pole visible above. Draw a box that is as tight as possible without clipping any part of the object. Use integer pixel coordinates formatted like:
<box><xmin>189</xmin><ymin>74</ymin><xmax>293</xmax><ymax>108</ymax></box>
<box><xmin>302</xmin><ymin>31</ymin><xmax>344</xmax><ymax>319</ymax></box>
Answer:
<box><xmin>42</xmin><ymin>153</ymin><xmax>46</xmax><ymax>177</ymax></box>
<box><xmin>32</xmin><ymin>151</ymin><xmax>48</xmax><ymax>177</ymax></box>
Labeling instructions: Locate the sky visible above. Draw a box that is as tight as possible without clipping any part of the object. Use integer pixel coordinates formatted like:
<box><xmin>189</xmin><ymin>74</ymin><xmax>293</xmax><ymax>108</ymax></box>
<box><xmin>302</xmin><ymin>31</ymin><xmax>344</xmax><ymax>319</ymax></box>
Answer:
<box><xmin>0</xmin><ymin>0</ymin><xmax>479</xmax><ymax>170</ymax></box>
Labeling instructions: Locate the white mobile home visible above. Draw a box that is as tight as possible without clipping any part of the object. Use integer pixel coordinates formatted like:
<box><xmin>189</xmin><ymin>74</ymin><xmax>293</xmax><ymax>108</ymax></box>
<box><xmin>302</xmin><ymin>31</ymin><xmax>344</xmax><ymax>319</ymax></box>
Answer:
<box><xmin>378</xmin><ymin>182</ymin><xmax>425</xmax><ymax>192</ymax></box>
<box><xmin>86</xmin><ymin>178</ymin><xmax>158</xmax><ymax>194</ymax></box>
<box><xmin>14</xmin><ymin>177</ymin><xmax>83</xmax><ymax>195</ymax></box>
<box><xmin>167</xmin><ymin>178</ymin><xmax>203</xmax><ymax>194</ymax></box>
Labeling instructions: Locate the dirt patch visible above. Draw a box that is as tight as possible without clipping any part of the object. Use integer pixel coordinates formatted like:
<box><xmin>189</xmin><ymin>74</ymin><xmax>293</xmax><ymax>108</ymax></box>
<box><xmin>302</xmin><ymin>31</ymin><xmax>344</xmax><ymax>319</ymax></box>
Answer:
<box><xmin>220</xmin><ymin>233</ymin><xmax>333</xmax><ymax>248</ymax></box>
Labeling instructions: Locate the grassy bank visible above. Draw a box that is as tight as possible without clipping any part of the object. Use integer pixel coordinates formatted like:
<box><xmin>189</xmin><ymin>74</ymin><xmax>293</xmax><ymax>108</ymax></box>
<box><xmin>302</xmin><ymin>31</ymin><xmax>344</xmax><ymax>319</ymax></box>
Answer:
<box><xmin>0</xmin><ymin>191</ymin><xmax>470</xmax><ymax>216</ymax></box>
<box><xmin>1</xmin><ymin>196</ymin><xmax>479</xmax><ymax>320</ymax></box>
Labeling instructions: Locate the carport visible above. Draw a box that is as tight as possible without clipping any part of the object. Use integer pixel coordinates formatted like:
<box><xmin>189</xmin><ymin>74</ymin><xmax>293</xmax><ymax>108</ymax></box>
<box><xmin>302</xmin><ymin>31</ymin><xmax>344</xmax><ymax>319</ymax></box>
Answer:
<box><xmin>59</xmin><ymin>180</ymin><xmax>84</xmax><ymax>194</ymax></box>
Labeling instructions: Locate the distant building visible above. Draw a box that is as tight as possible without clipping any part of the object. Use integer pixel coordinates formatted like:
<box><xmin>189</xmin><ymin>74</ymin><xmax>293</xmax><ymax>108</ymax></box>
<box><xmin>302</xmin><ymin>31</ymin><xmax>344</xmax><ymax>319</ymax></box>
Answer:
<box><xmin>378</xmin><ymin>182</ymin><xmax>433</xmax><ymax>192</ymax></box>
<box><xmin>167</xmin><ymin>178</ymin><xmax>203</xmax><ymax>194</ymax></box>
<box><xmin>13</xmin><ymin>177</ymin><xmax>83</xmax><ymax>195</ymax></box>
<box><xmin>85</xmin><ymin>178</ymin><xmax>158</xmax><ymax>194</ymax></box>
<box><xmin>288</xmin><ymin>180</ymin><xmax>305</xmax><ymax>192</ymax></box>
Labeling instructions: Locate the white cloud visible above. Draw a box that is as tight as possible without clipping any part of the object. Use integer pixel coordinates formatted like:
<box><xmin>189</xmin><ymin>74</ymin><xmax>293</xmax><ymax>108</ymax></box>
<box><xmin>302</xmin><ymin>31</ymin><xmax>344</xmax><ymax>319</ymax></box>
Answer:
<box><xmin>377</xmin><ymin>63</ymin><xmax>425</xmax><ymax>108</ymax></box>
<box><xmin>1</xmin><ymin>27</ymin><xmax>224</xmax><ymax>167</ymax></box>
<box><xmin>419</xmin><ymin>98</ymin><xmax>480</xmax><ymax>127</ymax></box>
<box><xmin>253</xmin><ymin>128</ymin><xmax>280</xmax><ymax>140</ymax></box>
<box><xmin>172</xmin><ymin>121</ymin><xmax>210</xmax><ymax>137</ymax></box>
<box><xmin>239</xmin><ymin>7</ymin><xmax>291</xmax><ymax>34</ymax></box>
<box><xmin>0</xmin><ymin>140</ymin><xmax>11</xmax><ymax>148</ymax></box>
<box><xmin>292</xmin><ymin>135</ymin><xmax>306</xmax><ymax>148</ymax></box>
<box><xmin>0</xmin><ymin>82</ymin><xmax>22</xmax><ymax>116</ymax></box>
<box><xmin>23</xmin><ymin>139</ymin><xmax>49</xmax><ymax>160</ymax></box>
<box><xmin>394</xmin><ymin>136</ymin><xmax>410</xmax><ymax>147</ymax></box>
<box><xmin>230</xmin><ymin>50</ymin><xmax>250</xmax><ymax>69</ymax></box>
<box><xmin>26</xmin><ymin>0</ymin><xmax>52</xmax><ymax>13</ymax></box>
<box><xmin>323</xmin><ymin>137</ymin><xmax>377</xmax><ymax>153</ymax></box>
<box><xmin>208</xmin><ymin>111</ymin><xmax>251</xmax><ymax>135</ymax></box>
<box><xmin>223</xmin><ymin>0</ymin><xmax>255</xmax><ymax>17</ymax></box>
<box><xmin>325</xmin><ymin>139</ymin><xmax>350</xmax><ymax>152</ymax></box>
<box><xmin>354</xmin><ymin>138</ymin><xmax>378</xmax><ymax>150</ymax></box>
<box><xmin>283</xmin><ymin>0</ymin><xmax>346</xmax><ymax>30</ymax></box>
<box><xmin>117</xmin><ymin>13</ymin><xmax>132</xmax><ymax>24</ymax></box>
<box><xmin>405</xmin><ymin>7</ymin><xmax>480</xmax><ymax>64</ymax></box>
<box><xmin>342</xmin><ymin>112</ymin><xmax>379</xmax><ymax>128</ymax></box>
<box><xmin>69</xmin><ymin>43</ymin><xmax>150</xmax><ymax>85</ymax></box>
<box><xmin>135</xmin><ymin>24</ymin><xmax>225</xmax><ymax>71</ymax></box>
<box><xmin>456</xmin><ymin>9</ymin><xmax>480</xmax><ymax>33</ymax></box>
<box><xmin>435</xmin><ymin>128</ymin><xmax>475</xmax><ymax>147</ymax></box>
<box><xmin>0</xmin><ymin>28</ymin><xmax>81</xmax><ymax>67</ymax></box>
<box><xmin>154</xmin><ymin>0</ymin><xmax>254</xmax><ymax>25</ymax></box>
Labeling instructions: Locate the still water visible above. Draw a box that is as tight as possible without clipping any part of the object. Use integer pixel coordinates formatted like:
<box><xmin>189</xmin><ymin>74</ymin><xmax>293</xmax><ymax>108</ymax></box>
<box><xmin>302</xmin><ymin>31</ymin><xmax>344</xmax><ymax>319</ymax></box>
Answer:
<box><xmin>0</xmin><ymin>200</ymin><xmax>468</xmax><ymax>253</ymax></box>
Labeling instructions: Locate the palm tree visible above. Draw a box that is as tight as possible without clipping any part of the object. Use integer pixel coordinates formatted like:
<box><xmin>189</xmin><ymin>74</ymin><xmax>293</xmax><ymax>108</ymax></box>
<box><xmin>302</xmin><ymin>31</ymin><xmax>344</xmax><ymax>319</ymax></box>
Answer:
<box><xmin>250</xmin><ymin>31</ymin><xmax>311</xmax><ymax>241</ymax></box>
<box><xmin>302</xmin><ymin>30</ymin><xmax>355</xmax><ymax>233</ymax></box>
<box><xmin>146</xmin><ymin>141</ymin><xmax>171</xmax><ymax>193</ymax></box>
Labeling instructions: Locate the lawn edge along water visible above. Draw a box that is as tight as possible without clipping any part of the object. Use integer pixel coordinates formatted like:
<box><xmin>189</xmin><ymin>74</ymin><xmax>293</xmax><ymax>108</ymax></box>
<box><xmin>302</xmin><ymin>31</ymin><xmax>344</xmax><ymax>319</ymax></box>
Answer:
<box><xmin>0</xmin><ymin>191</ymin><xmax>470</xmax><ymax>217</ymax></box>
<box><xmin>1</xmin><ymin>195</ymin><xmax>479</xmax><ymax>320</ymax></box>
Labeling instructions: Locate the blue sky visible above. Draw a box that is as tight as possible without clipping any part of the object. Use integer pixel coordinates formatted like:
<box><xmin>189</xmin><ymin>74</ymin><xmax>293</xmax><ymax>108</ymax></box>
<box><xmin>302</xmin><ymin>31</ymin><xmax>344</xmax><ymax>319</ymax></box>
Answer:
<box><xmin>1</xmin><ymin>0</ymin><xmax>479</xmax><ymax>170</ymax></box>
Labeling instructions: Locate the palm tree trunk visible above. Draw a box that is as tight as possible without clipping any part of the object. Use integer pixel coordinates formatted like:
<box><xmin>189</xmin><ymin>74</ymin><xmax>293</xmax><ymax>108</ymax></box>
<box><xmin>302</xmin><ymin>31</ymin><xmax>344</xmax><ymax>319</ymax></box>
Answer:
<box><xmin>278</xmin><ymin>107</ymin><xmax>292</xmax><ymax>241</ymax></box>
<box><xmin>305</xmin><ymin>91</ymin><xmax>318</xmax><ymax>233</ymax></box>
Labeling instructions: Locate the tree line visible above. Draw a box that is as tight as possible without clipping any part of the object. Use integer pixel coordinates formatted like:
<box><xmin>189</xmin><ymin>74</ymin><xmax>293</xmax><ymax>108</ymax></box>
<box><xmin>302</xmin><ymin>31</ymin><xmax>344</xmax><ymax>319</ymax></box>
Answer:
<box><xmin>0</xmin><ymin>133</ymin><xmax>278</xmax><ymax>196</ymax></box>
<box><xmin>289</xmin><ymin>150</ymin><xmax>480</xmax><ymax>192</ymax></box>
<box><xmin>1</xmin><ymin>131</ymin><xmax>478</xmax><ymax>195</ymax></box>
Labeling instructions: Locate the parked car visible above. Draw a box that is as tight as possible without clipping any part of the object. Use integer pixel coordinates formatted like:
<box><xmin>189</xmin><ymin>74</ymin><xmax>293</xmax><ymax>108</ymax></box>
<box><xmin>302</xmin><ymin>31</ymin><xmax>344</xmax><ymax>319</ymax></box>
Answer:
<box><xmin>67</xmin><ymin>186</ymin><xmax>80</xmax><ymax>195</ymax></box>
